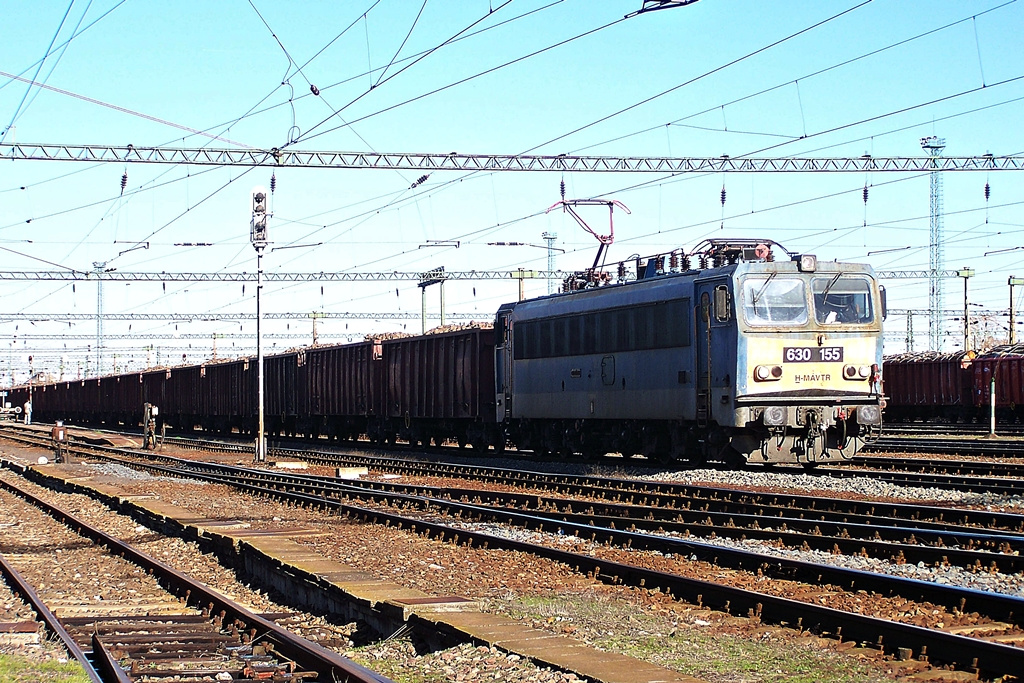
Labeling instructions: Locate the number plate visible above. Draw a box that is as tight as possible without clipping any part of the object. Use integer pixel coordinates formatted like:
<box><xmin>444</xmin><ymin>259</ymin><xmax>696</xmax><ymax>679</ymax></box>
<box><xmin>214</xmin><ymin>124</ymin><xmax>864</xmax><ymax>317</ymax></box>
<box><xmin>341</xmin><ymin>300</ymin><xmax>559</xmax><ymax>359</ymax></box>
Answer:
<box><xmin>783</xmin><ymin>347</ymin><xmax>844</xmax><ymax>363</ymax></box>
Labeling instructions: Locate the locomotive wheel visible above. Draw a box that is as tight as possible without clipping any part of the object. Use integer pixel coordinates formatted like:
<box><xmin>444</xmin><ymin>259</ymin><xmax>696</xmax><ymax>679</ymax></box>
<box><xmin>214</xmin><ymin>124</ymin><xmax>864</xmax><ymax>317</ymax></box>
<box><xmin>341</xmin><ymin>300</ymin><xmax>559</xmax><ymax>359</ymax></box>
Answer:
<box><xmin>722</xmin><ymin>446</ymin><xmax>746</xmax><ymax>470</ymax></box>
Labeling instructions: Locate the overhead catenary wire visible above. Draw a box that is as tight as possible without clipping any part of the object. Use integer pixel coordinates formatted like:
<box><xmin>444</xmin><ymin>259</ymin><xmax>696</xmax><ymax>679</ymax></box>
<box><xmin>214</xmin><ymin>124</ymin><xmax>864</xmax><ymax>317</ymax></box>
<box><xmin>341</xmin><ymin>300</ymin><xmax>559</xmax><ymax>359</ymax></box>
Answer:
<box><xmin>568</xmin><ymin>0</ymin><xmax>1017</xmax><ymax>155</ymax></box>
<box><xmin>1</xmin><ymin>1</ymin><xmax>75</xmax><ymax>144</ymax></box>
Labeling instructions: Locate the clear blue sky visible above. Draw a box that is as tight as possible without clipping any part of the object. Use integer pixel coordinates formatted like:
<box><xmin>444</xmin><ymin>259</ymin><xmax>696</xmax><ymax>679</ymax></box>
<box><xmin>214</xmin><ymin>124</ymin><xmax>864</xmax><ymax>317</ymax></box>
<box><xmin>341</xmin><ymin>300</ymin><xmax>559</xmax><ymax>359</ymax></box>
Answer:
<box><xmin>2</xmin><ymin>0</ymin><xmax>1023</xmax><ymax>381</ymax></box>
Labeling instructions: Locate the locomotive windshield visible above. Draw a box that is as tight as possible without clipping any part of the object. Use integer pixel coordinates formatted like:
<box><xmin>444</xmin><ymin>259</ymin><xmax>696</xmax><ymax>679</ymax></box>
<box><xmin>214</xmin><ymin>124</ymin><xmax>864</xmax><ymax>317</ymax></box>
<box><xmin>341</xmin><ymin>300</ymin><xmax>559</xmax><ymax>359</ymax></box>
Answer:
<box><xmin>812</xmin><ymin>275</ymin><xmax>874</xmax><ymax>324</ymax></box>
<box><xmin>741</xmin><ymin>277</ymin><xmax>808</xmax><ymax>326</ymax></box>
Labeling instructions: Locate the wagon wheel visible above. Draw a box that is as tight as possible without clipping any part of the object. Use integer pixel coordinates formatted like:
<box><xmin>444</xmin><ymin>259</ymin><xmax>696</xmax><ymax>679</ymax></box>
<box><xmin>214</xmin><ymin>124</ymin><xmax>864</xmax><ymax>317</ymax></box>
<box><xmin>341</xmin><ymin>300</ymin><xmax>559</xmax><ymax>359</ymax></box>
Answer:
<box><xmin>470</xmin><ymin>436</ymin><xmax>490</xmax><ymax>453</ymax></box>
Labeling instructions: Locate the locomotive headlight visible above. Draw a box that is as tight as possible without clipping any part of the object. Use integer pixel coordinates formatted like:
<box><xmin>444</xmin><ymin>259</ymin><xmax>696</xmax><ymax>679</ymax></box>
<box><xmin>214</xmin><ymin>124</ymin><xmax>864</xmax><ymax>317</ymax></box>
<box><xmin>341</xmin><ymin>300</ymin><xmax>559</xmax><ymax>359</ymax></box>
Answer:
<box><xmin>754</xmin><ymin>365</ymin><xmax>783</xmax><ymax>381</ymax></box>
<box><xmin>843</xmin><ymin>365</ymin><xmax>872</xmax><ymax>380</ymax></box>
<box><xmin>764</xmin><ymin>406</ymin><xmax>786</xmax><ymax>426</ymax></box>
<box><xmin>856</xmin><ymin>405</ymin><xmax>881</xmax><ymax>424</ymax></box>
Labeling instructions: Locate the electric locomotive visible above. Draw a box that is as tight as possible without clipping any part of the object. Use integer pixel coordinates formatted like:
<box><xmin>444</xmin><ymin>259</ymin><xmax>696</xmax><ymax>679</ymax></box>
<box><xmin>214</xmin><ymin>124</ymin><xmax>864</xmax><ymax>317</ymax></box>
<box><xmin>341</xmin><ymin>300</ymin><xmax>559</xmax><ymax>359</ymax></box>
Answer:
<box><xmin>494</xmin><ymin>239</ymin><xmax>885</xmax><ymax>467</ymax></box>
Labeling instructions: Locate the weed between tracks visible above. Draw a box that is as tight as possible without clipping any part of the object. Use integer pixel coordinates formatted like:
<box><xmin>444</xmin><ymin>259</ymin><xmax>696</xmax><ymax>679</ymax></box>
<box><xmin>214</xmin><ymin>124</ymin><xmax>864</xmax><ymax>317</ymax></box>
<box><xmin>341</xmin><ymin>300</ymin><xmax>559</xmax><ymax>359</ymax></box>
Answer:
<box><xmin>0</xmin><ymin>654</ymin><xmax>91</xmax><ymax>683</ymax></box>
<box><xmin>488</xmin><ymin>594</ymin><xmax>891</xmax><ymax>683</ymax></box>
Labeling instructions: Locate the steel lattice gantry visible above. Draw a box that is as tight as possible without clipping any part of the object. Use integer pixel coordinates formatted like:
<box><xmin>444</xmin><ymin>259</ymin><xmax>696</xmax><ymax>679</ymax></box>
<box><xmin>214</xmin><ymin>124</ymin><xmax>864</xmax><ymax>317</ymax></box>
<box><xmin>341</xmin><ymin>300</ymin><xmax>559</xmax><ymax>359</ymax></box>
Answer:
<box><xmin>0</xmin><ymin>270</ymin><xmax>562</xmax><ymax>282</ymax></box>
<box><xmin>0</xmin><ymin>269</ymin><xmax>964</xmax><ymax>282</ymax></box>
<box><xmin>0</xmin><ymin>311</ymin><xmax>482</xmax><ymax>322</ymax></box>
<box><xmin>2</xmin><ymin>143</ymin><xmax>1023</xmax><ymax>172</ymax></box>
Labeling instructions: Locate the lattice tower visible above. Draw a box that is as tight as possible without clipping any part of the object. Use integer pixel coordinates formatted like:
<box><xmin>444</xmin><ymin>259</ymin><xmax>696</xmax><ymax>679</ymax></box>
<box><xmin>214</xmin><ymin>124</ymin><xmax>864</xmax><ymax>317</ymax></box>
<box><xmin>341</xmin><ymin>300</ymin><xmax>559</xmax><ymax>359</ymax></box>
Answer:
<box><xmin>921</xmin><ymin>136</ymin><xmax>946</xmax><ymax>350</ymax></box>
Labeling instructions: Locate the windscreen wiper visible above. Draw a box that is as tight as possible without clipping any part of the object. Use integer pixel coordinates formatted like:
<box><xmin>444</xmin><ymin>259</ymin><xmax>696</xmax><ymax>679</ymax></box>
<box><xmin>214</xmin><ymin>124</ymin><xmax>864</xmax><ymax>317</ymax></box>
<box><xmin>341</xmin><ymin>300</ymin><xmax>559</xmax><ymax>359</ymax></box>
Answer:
<box><xmin>752</xmin><ymin>272</ymin><xmax>777</xmax><ymax>305</ymax></box>
<box><xmin>819</xmin><ymin>272</ymin><xmax>843</xmax><ymax>300</ymax></box>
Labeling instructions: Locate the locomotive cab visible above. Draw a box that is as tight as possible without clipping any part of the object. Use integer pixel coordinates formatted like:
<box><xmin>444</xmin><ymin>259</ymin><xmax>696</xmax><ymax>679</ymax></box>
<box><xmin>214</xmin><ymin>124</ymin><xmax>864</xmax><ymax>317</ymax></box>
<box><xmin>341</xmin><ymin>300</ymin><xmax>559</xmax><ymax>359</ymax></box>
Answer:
<box><xmin>730</xmin><ymin>259</ymin><xmax>884</xmax><ymax>466</ymax></box>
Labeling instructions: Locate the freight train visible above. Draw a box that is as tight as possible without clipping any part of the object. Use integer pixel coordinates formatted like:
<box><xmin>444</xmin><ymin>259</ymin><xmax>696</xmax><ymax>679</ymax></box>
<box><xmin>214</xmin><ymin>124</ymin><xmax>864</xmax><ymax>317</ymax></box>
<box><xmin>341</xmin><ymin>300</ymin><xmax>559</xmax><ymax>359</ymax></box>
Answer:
<box><xmin>883</xmin><ymin>345</ymin><xmax>1024</xmax><ymax>423</ymax></box>
<box><xmin>9</xmin><ymin>239</ymin><xmax>886</xmax><ymax>467</ymax></box>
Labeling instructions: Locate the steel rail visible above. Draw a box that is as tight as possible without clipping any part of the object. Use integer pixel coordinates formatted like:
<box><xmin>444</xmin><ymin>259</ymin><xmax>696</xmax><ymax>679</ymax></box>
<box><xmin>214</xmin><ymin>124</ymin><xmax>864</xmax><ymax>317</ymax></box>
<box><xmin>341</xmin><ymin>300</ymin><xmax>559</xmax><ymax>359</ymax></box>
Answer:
<box><xmin>157</xmin><ymin>432</ymin><xmax>1024</xmax><ymax>532</ymax></box>
<box><xmin>64</xmin><ymin>452</ymin><xmax>1024</xmax><ymax>679</ymax></box>
<box><xmin>786</xmin><ymin>464</ymin><xmax>1024</xmax><ymax>496</ymax></box>
<box><xmin>60</xmin><ymin>450</ymin><xmax>1024</xmax><ymax>624</ymax></box>
<box><xmin>868</xmin><ymin>436</ymin><xmax>1024</xmax><ymax>458</ymax></box>
<box><xmin>8</xmin><ymin>426</ymin><xmax>1024</xmax><ymax>552</ymax></box>
<box><xmin>0</xmin><ymin>551</ymin><xmax>105</xmax><ymax>683</ymax></box>
<box><xmin>849</xmin><ymin>455</ymin><xmax>1024</xmax><ymax>478</ymax></box>
<box><xmin>162</xmin><ymin>449</ymin><xmax>1024</xmax><ymax>567</ymax></box>
<box><xmin>14</xmin><ymin>425</ymin><xmax>1022</xmax><ymax>533</ymax></box>
<box><xmin>8</xmin><ymin>428</ymin><xmax>1024</xmax><ymax>677</ymax></box>
<box><xmin>0</xmin><ymin>472</ymin><xmax>393</xmax><ymax>683</ymax></box>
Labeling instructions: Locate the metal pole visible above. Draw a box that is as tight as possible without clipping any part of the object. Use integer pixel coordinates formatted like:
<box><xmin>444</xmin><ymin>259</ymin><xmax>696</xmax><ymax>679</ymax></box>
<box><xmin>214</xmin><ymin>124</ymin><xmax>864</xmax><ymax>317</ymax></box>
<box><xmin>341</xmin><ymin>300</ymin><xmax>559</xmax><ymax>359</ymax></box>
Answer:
<box><xmin>256</xmin><ymin>244</ymin><xmax>266</xmax><ymax>463</ymax></box>
<box><xmin>250</xmin><ymin>185</ymin><xmax>269</xmax><ymax>463</ymax></box>
<box><xmin>990</xmin><ymin>375</ymin><xmax>997</xmax><ymax>436</ymax></box>
<box><xmin>1009</xmin><ymin>277</ymin><xmax>1024</xmax><ymax>345</ymax></box>
<box><xmin>1012</xmin><ymin>280</ymin><xmax>1017</xmax><ymax>346</ymax></box>
<box><xmin>964</xmin><ymin>276</ymin><xmax>969</xmax><ymax>351</ymax></box>
<box><xmin>440</xmin><ymin>280</ymin><xmax>445</xmax><ymax>327</ymax></box>
<box><xmin>421</xmin><ymin>287</ymin><xmax>427</xmax><ymax>334</ymax></box>
<box><xmin>958</xmin><ymin>267</ymin><xmax>974</xmax><ymax>351</ymax></box>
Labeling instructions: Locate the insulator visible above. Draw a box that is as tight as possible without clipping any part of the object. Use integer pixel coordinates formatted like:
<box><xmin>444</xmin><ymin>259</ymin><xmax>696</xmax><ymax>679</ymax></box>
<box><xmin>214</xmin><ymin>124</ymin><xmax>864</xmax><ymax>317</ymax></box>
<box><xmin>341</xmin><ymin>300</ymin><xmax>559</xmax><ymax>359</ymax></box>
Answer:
<box><xmin>310</xmin><ymin>84</ymin><xmax>320</xmax><ymax>96</ymax></box>
<box><xmin>617</xmin><ymin>262</ymin><xmax>626</xmax><ymax>279</ymax></box>
<box><xmin>560</xmin><ymin>179</ymin><xmax>566</xmax><ymax>199</ymax></box>
<box><xmin>655</xmin><ymin>256</ymin><xmax>664</xmax><ymax>273</ymax></box>
<box><xmin>720</xmin><ymin>186</ymin><xmax>726</xmax><ymax>206</ymax></box>
<box><xmin>270</xmin><ymin>173</ymin><xmax>276</xmax><ymax>193</ymax></box>
<box><xmin>669</xmin><ymin>251</ymin><xmax>679</xmax><ymax>270</ymax></box>
<box><xmin>120</xmin><ymin>171</ymin><xmax>128</xmax><ymax>195</ymax></box>
<box><xmin>985</xmin><ymin>182</ymin><xmax>991</xmax><ymax>201</ymax></box>
<box><xmin>862</xmin><ymin>185</ymin><xmax>868</xmax><ymax>204</ymax></box>
<box><xmin>681</xmin><ymin>255</ymin><xmax>691</xmax><ymax>271</ymax></box>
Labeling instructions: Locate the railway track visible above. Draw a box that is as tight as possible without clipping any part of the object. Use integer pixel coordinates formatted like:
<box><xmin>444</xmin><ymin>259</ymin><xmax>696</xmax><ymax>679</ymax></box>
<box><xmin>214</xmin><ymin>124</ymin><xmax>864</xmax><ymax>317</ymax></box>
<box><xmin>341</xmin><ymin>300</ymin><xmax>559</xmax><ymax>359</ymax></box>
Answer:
<box><xmin>9</xmin><ymin>424</ymin><xmax>1024</xmax><ymax>557</ymax></box>
<box><xmin>15</xmin><ymin>435</ymin><xmax>1024</xmax><ymax>679</ymax></box>
<box><xmin>156</xmin><ymin>430</ymin><xmax>1024</xmax><ymax>495</ymax></box>
<box><xmin>0</xmin><ymin>472</ymin><xmax>392</xmax><ymax>683</ymax></box>
<box><xmin>868</xmin><ymin>435</ymin><xmax>1024</xmax><ymax>459</ymax></box>
<box><xmin>882</xmin><ymin>423</ymin><xmax>1024</xmax><ymax>438</ymax></box>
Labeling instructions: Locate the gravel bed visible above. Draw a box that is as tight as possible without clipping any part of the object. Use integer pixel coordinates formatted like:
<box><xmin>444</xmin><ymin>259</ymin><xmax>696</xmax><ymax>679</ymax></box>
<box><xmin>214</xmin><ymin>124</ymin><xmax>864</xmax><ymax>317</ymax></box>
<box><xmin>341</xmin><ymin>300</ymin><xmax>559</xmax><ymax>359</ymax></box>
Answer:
<box><xmin>91</xmin><ymin>474</ymin><xmax>907</xmax><ymax>681</ymax></box>
<box><xmin>0</xmin><ymin>462</ymin><xmax>605</xmax><ymax>682</ymax></box>
<box><xmin>440</xmin><ymin>516</ymin><xmax>1024</xmax><ymax>597</ymax></box>
<box><xmin>350</xmin><ymin>641</ymin><xmax>590</xmax><ymax>683</ymax></box>
<box><xmin>391</xmin><ymin>451</ymin><xmax>1024</xmax><ymax>508</ymax></box>
<box><xmin>0</xmin><ymin>439</ymin><xmax>981</xmax><ymax>681</ymax></box>
<box><xmin>82</xmin><ymin>461</ymin><xmax>209</xmax><ymax>484</ymax></box>
<box><xmin>637</xmin><ymin>468</ymin><xmax>998</xmax><ymax>503</ymax></box>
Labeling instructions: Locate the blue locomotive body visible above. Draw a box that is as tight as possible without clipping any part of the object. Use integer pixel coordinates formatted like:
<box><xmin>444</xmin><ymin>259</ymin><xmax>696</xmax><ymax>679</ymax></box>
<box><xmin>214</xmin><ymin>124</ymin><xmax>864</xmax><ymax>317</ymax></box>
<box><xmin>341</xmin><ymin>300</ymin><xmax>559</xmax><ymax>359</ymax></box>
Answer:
<box><xmin>495</xmin><ymin>246</ymin><xmax>884</xmax><ymax>466</ymax></box>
